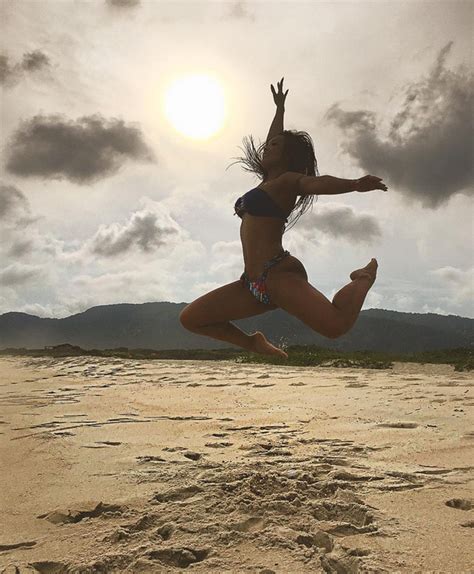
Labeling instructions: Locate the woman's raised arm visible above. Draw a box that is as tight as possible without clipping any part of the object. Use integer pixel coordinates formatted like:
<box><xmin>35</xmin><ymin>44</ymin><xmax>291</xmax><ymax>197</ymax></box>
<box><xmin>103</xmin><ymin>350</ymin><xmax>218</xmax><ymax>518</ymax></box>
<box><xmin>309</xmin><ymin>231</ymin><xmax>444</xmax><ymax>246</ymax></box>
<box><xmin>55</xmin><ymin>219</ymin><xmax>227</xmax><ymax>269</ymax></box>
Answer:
<box><xmin>266</xmin><ymin>77</ymin><xmax>288</xmax><ymax>142</ymax></box>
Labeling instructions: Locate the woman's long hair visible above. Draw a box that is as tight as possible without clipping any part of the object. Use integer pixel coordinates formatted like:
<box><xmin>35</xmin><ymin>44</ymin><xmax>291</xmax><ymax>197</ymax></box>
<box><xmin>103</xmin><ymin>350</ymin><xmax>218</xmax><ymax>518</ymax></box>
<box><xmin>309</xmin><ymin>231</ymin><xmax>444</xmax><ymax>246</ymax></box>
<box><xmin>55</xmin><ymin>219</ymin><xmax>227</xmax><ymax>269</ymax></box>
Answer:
<box><xmin>226</xmin><ymin>129</ymin><xmax>319</xmax><ymax>234</ymax></box>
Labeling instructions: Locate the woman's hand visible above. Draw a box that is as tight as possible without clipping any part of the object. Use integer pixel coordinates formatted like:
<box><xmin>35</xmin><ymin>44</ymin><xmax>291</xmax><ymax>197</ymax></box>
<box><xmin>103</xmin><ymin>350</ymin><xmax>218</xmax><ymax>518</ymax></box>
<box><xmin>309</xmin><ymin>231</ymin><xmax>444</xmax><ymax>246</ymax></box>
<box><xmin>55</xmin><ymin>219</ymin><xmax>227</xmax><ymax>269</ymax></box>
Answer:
<box><xmin>356</xmin><ymin>175</ymin><xmax>388</xmax><ymax>192</ymax></box>
<box><xmin>271</xmin><ymin>77</ymin><xmax>288</xmax><ymax>109</ymax></box>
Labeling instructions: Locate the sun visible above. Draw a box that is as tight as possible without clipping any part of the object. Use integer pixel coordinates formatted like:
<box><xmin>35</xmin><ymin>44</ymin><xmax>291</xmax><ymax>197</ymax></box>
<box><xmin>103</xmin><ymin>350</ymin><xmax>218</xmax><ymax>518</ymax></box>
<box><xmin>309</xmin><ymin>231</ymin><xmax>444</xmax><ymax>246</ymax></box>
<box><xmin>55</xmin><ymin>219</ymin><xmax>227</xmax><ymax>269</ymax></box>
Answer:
<box><xmin>163</xmin><ymin>73</ymin><xmax>227</xmax><ymax>140</ymax></box>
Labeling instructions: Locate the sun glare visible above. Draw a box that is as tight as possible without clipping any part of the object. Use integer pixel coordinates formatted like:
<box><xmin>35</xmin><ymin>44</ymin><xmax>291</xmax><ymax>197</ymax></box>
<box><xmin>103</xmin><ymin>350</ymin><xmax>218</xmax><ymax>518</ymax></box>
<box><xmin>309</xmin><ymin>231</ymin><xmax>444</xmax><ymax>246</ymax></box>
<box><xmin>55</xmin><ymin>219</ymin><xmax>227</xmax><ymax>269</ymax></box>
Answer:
<box><xmin>163</xmin><ymin>74</ymin><xmax>227</xmax><ymax>140</ymax></box>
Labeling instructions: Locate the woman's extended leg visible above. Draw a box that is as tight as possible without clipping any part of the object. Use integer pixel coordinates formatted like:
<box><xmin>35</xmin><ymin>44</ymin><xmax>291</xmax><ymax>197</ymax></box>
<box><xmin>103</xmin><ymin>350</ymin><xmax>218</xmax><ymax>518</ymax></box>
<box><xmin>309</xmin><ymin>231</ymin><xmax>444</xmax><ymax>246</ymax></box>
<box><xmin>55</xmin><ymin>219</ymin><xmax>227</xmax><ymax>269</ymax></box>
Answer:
<box><xmin>265</xmin><ymin>259</ymin><xmax>377</xmax><ymax>339</ymax></box>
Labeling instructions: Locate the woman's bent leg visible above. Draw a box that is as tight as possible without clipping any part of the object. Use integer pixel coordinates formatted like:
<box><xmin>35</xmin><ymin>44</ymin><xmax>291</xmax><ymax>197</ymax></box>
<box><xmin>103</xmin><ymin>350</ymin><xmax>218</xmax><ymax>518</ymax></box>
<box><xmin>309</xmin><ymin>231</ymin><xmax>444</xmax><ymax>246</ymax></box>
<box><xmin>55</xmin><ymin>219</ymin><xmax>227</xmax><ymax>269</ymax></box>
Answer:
<box><xmin>179</xmin><ymin>279</ymin><xmax>285</xmax><ymax>355</ymax></box>
<box><xmin>183</xmin><ymin>321</ymin><xmax>256</xmax><ymax>351</ymax></box>
<box><xmin>331</xmin><ymin>276</ymin><xmax>373</xmax><ymax>334</ymax></box>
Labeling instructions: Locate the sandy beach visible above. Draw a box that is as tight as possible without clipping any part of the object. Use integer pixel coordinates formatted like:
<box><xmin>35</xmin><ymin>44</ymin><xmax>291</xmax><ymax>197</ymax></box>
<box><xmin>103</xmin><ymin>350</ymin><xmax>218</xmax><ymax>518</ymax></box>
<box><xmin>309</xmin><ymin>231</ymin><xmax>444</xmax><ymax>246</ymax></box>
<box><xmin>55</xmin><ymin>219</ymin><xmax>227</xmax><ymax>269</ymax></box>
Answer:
<box><xmin>0</xmin><ymin>355</ymin><xmax>472</xmax><ymax>573</ymax></box>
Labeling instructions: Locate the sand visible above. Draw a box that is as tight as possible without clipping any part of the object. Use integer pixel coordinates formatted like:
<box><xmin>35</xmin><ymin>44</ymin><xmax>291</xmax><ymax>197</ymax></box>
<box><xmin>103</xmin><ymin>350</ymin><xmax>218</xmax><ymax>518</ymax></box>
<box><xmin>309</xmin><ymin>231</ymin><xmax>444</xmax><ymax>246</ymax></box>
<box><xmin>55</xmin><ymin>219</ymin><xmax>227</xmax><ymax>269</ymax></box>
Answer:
<box><xmin>0</xmin><ymin>355</ymin><xmax>473</xmax><ymax>574</ymax></box>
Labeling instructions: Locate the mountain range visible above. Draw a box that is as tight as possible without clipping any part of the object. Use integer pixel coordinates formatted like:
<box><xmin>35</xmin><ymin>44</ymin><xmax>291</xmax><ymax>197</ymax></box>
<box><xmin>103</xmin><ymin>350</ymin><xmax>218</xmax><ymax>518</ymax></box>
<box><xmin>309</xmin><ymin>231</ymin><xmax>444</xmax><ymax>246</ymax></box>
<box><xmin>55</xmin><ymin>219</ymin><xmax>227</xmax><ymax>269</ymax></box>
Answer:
<box><xmin>0</xmin><ymin>303</ymin><xmax>472</xmax><ymax>353</ymax></box>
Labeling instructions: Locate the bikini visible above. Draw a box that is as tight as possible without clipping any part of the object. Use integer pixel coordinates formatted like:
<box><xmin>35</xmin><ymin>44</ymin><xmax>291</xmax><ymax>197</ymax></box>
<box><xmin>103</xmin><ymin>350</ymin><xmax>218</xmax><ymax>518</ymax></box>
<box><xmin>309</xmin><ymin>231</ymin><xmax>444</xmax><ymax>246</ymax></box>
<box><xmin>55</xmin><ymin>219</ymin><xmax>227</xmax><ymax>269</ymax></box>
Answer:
<box><xmin>234</xmin><ymin>186</ymin><xmax>291</xmax><ymax>305</ymax></box>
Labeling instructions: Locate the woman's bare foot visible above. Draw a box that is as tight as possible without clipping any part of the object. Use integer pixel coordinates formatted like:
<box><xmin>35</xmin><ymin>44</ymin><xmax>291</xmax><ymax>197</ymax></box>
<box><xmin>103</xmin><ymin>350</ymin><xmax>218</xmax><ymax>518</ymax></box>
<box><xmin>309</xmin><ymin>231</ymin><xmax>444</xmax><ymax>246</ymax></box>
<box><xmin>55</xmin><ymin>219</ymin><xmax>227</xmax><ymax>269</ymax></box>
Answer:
<box><xmin>350</xmin><ymin>258</ymin><xmax>378</xmax><ymax>287</ymax></box>
<box><xmin>251</xmin><ymin>331</ymin><xmax>288</xmax><ymax>359</ymax></box>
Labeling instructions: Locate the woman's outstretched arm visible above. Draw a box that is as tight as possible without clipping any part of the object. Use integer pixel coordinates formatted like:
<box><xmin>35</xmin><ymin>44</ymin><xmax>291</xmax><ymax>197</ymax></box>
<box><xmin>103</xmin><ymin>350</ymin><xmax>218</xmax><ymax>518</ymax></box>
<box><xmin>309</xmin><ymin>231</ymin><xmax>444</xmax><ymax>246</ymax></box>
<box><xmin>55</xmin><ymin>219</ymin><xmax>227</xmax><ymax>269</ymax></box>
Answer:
<box><xmin>284</xmin><ymin>172</ymin><xmax>388</xmax><ymax>196</ymax></box>
<box><xmin>296</xmin><ymin>174</ymin><xmax>388</xmax><ymax>195</ymax></box>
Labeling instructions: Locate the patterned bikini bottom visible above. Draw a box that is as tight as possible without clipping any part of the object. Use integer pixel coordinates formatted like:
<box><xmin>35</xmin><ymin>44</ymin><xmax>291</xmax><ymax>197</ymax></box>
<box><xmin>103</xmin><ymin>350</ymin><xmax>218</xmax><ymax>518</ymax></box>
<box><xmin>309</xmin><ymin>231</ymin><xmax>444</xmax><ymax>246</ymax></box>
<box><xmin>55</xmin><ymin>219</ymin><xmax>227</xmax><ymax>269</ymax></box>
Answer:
<box><xmin>240</xmin><ymin>249</ymin><xmax>291</xmax><ymax>305</ymax></box>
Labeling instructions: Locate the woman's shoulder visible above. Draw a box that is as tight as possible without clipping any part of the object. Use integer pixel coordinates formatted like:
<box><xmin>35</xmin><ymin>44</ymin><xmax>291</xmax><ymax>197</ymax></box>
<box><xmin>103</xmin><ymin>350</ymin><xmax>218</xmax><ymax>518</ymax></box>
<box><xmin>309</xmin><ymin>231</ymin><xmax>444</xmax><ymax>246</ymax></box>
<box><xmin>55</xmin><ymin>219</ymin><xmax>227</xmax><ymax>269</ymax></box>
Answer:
<box><xmin>263</xmin><ymin>172</ymin><xmax>306</xmax><ymax>198</ymax></box>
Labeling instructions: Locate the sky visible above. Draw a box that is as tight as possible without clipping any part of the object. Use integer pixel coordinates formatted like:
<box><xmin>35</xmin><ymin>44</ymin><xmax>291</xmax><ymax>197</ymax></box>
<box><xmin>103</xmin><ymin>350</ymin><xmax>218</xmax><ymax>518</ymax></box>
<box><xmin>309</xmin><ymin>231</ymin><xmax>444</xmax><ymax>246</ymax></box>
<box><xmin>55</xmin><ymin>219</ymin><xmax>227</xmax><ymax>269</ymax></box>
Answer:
<box><xmin>1</xmin><ymin>0</ymin><xmax>473</xmax><ymax>319</ymax></box>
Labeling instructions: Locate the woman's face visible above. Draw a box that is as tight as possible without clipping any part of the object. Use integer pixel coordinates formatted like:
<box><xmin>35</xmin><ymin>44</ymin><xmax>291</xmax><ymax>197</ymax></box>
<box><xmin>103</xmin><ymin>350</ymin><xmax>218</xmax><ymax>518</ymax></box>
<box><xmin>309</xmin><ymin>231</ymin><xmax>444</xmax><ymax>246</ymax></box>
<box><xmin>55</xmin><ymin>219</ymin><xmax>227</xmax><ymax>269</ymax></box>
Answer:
<box><xmin>262</xmin><ymin>134</ymin><xmax>286</xmax><ymax>168</ymax></box>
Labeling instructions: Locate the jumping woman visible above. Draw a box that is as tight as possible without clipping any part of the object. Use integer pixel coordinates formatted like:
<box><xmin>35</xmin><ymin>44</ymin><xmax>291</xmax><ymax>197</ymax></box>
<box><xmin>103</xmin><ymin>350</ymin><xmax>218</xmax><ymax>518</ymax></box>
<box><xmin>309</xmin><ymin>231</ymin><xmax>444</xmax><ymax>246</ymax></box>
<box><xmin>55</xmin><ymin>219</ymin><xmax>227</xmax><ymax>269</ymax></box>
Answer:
<box><xmin>179</xmin><ymin>77</ymin><xmax>387</xmax><ymax>359</ymax></box>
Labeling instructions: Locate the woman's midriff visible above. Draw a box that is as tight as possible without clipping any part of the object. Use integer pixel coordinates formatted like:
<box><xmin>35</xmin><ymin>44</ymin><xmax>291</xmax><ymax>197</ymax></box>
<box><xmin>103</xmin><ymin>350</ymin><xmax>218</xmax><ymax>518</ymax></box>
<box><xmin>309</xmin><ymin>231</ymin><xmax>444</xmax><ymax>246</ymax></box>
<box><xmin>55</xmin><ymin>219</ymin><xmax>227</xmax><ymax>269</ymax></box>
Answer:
<box><xmin>239</xmin><ymin>215</ymin><xmax>308</xmax><ymax>281</ymax></box>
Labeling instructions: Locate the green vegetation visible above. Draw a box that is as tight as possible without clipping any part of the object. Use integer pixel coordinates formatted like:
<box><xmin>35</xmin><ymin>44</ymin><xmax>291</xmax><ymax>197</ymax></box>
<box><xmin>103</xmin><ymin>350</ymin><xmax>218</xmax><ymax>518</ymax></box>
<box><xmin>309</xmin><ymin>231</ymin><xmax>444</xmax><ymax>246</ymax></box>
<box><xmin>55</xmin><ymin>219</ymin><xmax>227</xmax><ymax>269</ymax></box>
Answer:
<box><xmin>1</xmin><ymin>343</ymin><xmax>471</xmax><ymax>371</ymax></box>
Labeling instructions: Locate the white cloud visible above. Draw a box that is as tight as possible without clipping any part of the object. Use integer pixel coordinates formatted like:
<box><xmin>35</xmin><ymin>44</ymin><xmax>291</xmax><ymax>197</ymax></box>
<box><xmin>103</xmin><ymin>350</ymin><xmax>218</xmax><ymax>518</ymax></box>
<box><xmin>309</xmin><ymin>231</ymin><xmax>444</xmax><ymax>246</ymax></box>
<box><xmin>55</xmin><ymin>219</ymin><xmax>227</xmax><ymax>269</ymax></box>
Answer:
<box><xmin>297</xmin><ymin>202</ymin><xmax>382</xmax><ymax>243</ymax></box>
<box><xmin>430</xmin><ymin>266</ymin><xmax>474</xmax><ymax>306</ymax></box>
<box><xmin>0</xmin><ymin>263</ymin><xmax>46</xmax><ymax>286</ymax></box>
<box><xmin>90</xmin><ymin>202</ymin><xmax>180</xmax><ymax>257</ymax></box>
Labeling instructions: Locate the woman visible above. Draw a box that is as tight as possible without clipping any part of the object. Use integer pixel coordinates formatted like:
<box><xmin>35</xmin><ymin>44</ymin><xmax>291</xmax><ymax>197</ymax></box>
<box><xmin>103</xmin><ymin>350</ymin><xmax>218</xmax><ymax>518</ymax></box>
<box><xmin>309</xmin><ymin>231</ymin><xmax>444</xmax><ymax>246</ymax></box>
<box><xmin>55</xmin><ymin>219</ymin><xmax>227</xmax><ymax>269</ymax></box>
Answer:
<box><xmin>179</xmin><ymin>78</ymin><xmax>387</xmax><ymax>358</ymax></box>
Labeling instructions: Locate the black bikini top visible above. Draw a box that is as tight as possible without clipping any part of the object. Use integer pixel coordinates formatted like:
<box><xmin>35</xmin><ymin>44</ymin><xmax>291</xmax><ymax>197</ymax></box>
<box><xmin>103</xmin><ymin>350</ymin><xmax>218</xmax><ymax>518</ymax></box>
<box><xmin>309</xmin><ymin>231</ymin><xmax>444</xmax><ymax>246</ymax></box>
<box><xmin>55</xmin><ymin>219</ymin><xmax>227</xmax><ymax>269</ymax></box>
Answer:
<box><xmin>234</xmin><ymin>186</ymin><xmax>288</xmax><ymax>223</ymax></box>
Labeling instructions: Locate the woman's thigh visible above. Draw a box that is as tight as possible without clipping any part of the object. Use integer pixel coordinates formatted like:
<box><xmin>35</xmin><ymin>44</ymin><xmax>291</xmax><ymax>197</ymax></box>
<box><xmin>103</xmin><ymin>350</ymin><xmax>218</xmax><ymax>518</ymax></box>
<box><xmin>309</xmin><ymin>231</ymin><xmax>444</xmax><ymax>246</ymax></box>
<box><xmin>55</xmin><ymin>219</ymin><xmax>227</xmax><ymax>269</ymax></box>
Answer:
<box><xmin>265</xmin><ymin>272</ymin><xmax>345</xmax><ymax>338</ymax></box>
<box><xmin>179</xmin><ymin>279</ymin><xmax>278</xmax><ymax>329</ymax></box>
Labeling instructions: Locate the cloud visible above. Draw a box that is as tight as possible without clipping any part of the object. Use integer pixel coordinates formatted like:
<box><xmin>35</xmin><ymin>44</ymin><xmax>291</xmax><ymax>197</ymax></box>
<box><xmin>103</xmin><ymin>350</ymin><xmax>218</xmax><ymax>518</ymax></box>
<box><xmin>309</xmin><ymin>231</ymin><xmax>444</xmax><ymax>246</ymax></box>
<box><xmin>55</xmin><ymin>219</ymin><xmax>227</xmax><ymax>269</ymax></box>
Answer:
<box><xmin>324</xmin><ymin>42</ymin><xmax>474</xmax><ymax>209</ymax></box>
<box><xmin>90</xmin><ymin>204</ymin><xmax>180</xmax><ymax>257</ymax></box>
<box><xmin>0</xmin><ymin>50</ymin><xmax>50</xmax><ymax>87</ymax></box>
<box><xmin>298</xmin><ymin>202</ymin><xmax>381</xmax><ymax>243</ymax></box>
<box><xmin>0</xmin><ymin>184</ymin><xmax>28</xmax><ymax>219</ymax></box>
<box><xmin>209</xmin><ymin>240</ymin><xmax>242</xmax><ymax>275</ymax></box>
<box><xmin>0</xmin><ymin>183</ymin><xmax>69</xmax><ymax>262</ymax></box>
<box><xmin>21</xmin><ymin>49</ymin><xmax>50</xmax><ymax>72</ymax></box>
<box><xmin>0</xmin><ymin>54</ymin><xmax>11</xmax><ymax>84</ymax></box>
<box><xmin>430</xmin><ymin>265</ymin><xmax>474</xmax><ymax>305</ymax></box>
<box><xmin>0</xmin><ymin>263</ymin><xmax>45</xmax><ymax>287</ymax></box>
<box><xmin>7</xmin><ymin>239</ymin><xmax>34</xmax><ymax>258</ymax></box>
<box><xmin>106</xmin><ymin>0</ymin><xmax>140</xmax><ymax>7</ymax></box>
<box><xmin>3</xmin><ymin>113</ymin><xmax>156</xmax><ymax>184</ymax></box>
<box><xmin>0</xmin><ymin>183</ymin><xmax>38</xmax><ymax>226</ymax></box>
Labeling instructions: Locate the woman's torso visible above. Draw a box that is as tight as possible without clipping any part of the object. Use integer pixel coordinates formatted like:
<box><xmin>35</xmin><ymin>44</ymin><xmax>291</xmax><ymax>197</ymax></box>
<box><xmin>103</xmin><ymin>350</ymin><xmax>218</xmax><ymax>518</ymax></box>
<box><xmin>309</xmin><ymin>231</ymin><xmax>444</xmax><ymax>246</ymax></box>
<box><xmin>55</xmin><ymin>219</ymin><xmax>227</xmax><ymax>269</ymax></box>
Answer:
<box><xmin>235</xmin><ymin>178</ymin><xmax>308</xmax><ymax>281</ymax></box>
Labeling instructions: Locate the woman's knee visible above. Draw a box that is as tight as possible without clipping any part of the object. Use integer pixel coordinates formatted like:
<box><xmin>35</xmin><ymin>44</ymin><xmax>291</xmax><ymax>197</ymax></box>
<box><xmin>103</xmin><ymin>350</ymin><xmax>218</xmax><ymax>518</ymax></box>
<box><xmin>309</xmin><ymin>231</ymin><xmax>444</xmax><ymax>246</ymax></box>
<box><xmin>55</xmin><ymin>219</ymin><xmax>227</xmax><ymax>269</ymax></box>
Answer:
<box><xmin>179</xmin><ymin>306</ymin><xmax>196</xmax><ymax>329</ymax></box>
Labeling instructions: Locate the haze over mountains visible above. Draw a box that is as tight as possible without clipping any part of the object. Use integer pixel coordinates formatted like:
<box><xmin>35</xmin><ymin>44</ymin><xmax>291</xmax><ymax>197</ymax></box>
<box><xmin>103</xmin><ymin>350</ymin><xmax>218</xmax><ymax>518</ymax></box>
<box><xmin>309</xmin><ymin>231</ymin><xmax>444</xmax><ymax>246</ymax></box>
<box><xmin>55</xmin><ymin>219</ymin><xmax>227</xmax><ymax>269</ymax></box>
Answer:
<box><xmin>0</xmin><ymin>303</ymin><xmax>472</xmax><ymax>353</ymax></box>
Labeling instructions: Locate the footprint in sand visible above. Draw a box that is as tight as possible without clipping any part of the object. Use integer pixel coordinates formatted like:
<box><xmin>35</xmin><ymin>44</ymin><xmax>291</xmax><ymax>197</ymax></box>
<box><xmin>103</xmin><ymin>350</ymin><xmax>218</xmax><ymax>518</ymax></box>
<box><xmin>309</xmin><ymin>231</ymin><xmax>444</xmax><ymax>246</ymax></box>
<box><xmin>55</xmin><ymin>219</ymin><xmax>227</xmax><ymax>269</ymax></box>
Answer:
<box><xmin>147</xmin><ymin>547</ymin><xmax>209</xmax><ymax>568</ymax></box>
<box><xmin>376</xmin><ymin>422</ymin><xmax>418</xmax><ymax>429</ymax></box>
<box><xmin>37</xmin><ymin>502</ymin><xmax>124</xmax><ymax>524</ymax></box>
<box><xmin>137</xmin><ymin>455</ymin><xmax>166</xmax><ymax>463</ymax></box>
<box><xmin>0</xmin><ymin>540</ymin><xmax>37</xmax><ymax>552</ymax></box>
<box><xmin>29</xmin><ymin>560</ymin><xmax>67</xmax><ymax>573</ymax></box>
<box><xmin>151</xmin><ymin>485</ymin><xmax>203</xmax><ymax>503</ymax></box>
<box><xmin>183</xmin><ymin>451</ymin><xmax>202</xmax><ymax>461</ymax></box>
<box><xmin>311</xmin><ymin>500</ymin><xmax>377</xmax><ymax>532</ymax></box>
<box><xmin>445</xmin><ymin>498</ymin><xmax>473</xmax><ymax>510</ymax></box>
<box><xmin>460</xmin><ymin>520</ymin><xmax>474</xmax><ymax>527</ymax></box>
<box><xmin>82</xmin><ymin>440</ymin><xmax>122</xmax><ymax>448</ymax></box>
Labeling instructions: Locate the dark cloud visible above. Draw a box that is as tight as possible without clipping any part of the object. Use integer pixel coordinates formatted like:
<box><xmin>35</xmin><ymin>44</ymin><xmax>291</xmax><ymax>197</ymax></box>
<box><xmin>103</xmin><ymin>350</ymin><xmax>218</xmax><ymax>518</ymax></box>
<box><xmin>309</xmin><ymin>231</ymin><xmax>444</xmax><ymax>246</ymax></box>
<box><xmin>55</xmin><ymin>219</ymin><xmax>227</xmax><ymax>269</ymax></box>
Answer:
<box><xmin>0</xmin><ymin>263</ymin><xmax>44</xmax><ymax>287</ymax></box>
<box><xmin>91</xmin><ymin>209</ymin><xmax>178</xmax><ymax>257</ymax></box>
<box><xmin>21</xmin><ymin>50</ymin><xmax>50</xmax><ymax>72</ymax></box>
<box><xmin>8</xmin><ymin>240</ymin><xmax>34</xmax><ymax>258</ymax></box>
<box><xmin>4</xmin><ymin>114</ymin><xmax>156</xmax><ymax>184</ymax></box>
<box><xmin>324</xmin><ymin>42</ymin><xmax>473</xmax><ymax>209</ymax></box>
<box><xmin>0</xmin><ymin>185</ymin><xmax>40</xmax><ymax>261</ymax></box>
<box><xmin>106</xmin><ymin>0</ymin><xmax>140</xmax><ymax>7</ymax></box>
<box><xmin>0</xmin><ymin>54</ymin><xmax>10</xmax><ymax>84</ymax></box>
<box><xmin>0</xmin><ymin>183</ymin><xmax>37</xmax><ymax>226</ymax></box>
<box><xmin>302</xmin><ymin>204</ymin><xmax>381</xmax><ymax>243</ymax></box>
<box><xmin>0</xmin><ymin>50</ymin><xmax>50</xmax><ymax>87</ymax></box>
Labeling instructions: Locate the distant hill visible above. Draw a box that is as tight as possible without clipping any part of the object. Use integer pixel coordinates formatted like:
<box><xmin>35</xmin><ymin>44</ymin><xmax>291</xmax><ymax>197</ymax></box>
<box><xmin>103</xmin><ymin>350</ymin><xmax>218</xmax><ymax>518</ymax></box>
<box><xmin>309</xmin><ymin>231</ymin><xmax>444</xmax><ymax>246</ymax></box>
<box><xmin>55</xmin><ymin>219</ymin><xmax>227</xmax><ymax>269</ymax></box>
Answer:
<box><xmin>0</xmin><ymin>303</ymin><xmax>472</xmax><ymax>353</ymax></box>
